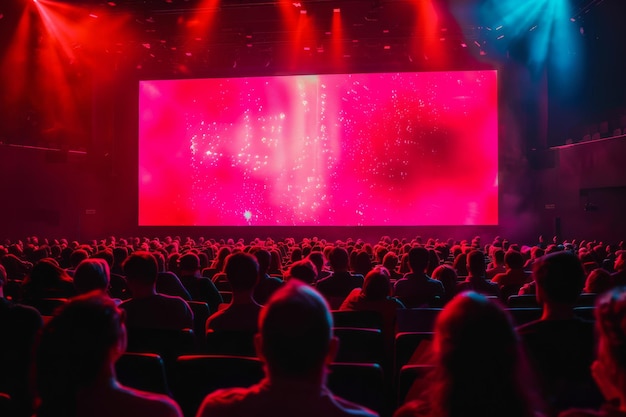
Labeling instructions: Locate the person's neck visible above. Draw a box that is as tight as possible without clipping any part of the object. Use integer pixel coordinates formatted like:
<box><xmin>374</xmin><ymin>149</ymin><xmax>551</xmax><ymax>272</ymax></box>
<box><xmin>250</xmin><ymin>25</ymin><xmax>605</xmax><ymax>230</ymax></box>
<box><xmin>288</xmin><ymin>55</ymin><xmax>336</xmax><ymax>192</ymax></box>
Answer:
<box><xmin>541</xmin><ymin>303</ymin><xmax>576</xmax><ymax>320</ymax></box>
<box><xmin>129</xmin><ymin>286</ymin><xmax>157</xmax><ymax>299</ymax></box>
<box><xmin>231</xmin><ymin>290</ymin><xmax>258</xmax><ymax>305</ymax></box>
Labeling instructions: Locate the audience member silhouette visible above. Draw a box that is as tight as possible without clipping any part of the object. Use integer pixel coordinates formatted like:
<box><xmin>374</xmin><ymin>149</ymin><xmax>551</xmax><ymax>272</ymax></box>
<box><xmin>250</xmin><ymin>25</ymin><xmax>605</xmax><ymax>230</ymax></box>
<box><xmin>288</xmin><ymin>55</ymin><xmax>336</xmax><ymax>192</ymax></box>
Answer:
<box><xmin>22</xmin><ymin>258</ymin><xmax>76</xmax><ymax>300</ymax></box>
<box><xmin>120</xmin><ymin>252</ymin><xmax>193</xmax><ymax>330</ymax></box>
<box><xmin>456</xmin><ymin>250</ymin><xmax>500</xmax><ymax>298</ymax></box>
<box><xmin>250</xmin><ymin>248</ymin><xmax>284</xmax><ymax>305</ymax></box>
<box><xmin>486</xmin><ymin>248</ymin><xmax>506</xmax><ymax>280</ymax></box>
<box><xmin>340</xmin><ymin>266</ymin><xmax>404</xmax><ymax>347</ymax></box>
<box><xmin>492</xmin><ymin>250</ymin><xmax>532</xmax><ymax>299</ymax></box>
<box><xmin>205</xmin><ymin>253</ymin><xmax>262</xmax><ymax>333</ymax></box>
<box><xmin>308</xmin><ymin>251</ymin><xmax>332</xmax><ymax>282</ymax></box>
<box><xmin>73</xmin><ymin>258</ymin><xmax>111</xmax><ymax>296</ymax></box>
<box><xmin>0</xmin><ymin>264</ymin><xmax>43</xmax><ymax>417</ymax></box>
<box><xmin>196</xmin><ymin>281</ymin><xmax>378</xmax><ymax>417</ymax></box>
<box><xmin>286</xmin><ymin>259</ymin><xmax>318</xmax><ymax>285</ymax></box>
<box><xmin>610</xmin><ymin>251</ymin><xmax>626</xmax><ymax>287</ymax></box>
<box><xmin>394</xmin><ymin>291</ymin><xmax>540</xmax><ymax>417</ymax></box>
<box><xmin>431</xmin><ymin>264</ymin><xmax>458</xmax><ymax>304</ymax></box>
<box><xmin>393</xmin><ymin>247</ymin><xmax>444</xmax><ymax>308</ymax></box>
<box><xmin>152</xmin><ymin>251</ymin><xmax>192</xmax><ymax>301</ymax></box>
<box><xmin>518</xmin><ymin>251</ymin><xmax>601</xmax><ymax>415</ymax></box>
<box><xmin>561</xmin><ymin>287</ymin><xmax>626</xmax><ymax>417</ymax></box>
<box><xmin>177</xmin><ymin>252</ymin><xmax>222</xmax><ymax>314</ymax></box>
<box><xmin>33</xmin><ymin>292</ymin><xmax>182</xmax><ymax>417</ymax></box>
<box><xmin>316</xmin><ymin>247</ymin><xmax>365</xmax><ymax>309</ymax></box>
<box><xmin>382</xmin><ymin>252</ymin><xmax>403</xmax><ymax>281</ymax></box>
<box><xmin>584</xmin><ymin>268</ymin><xmax>612</xmax><ymax>295</ymax></box>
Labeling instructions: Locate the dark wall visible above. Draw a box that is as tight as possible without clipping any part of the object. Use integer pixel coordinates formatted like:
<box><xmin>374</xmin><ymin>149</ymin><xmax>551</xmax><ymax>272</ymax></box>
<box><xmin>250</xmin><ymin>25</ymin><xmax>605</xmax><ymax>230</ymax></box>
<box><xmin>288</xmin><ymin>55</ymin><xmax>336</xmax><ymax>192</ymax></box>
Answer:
<box><xmin>533</xmin><ymin>135</ymin><xmax>626</xmax><ymax>243</ymax></box>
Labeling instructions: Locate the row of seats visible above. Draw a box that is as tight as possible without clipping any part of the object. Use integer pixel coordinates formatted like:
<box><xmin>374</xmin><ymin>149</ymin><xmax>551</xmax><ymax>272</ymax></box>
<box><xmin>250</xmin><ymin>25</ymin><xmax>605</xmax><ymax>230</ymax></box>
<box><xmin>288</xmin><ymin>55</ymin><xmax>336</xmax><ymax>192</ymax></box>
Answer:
<box><xmin>115</xmin><ymin>352</ymin><xmax>386</xmax><ymax>417</ymax></box>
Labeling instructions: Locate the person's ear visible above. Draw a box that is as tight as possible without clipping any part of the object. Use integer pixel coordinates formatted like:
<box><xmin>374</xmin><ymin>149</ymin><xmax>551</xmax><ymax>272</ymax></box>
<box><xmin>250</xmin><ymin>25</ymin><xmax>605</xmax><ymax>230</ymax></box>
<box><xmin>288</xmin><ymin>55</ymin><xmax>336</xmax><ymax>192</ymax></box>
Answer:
<box><xmin>254</xmin><ymin>333</ymin><xmax>265</xmax><ymax>362</ymax></box>
<box><xmin>325</xmin><ymin>336</ymin><xmax>339</xmax><ymax>365</ymax></box>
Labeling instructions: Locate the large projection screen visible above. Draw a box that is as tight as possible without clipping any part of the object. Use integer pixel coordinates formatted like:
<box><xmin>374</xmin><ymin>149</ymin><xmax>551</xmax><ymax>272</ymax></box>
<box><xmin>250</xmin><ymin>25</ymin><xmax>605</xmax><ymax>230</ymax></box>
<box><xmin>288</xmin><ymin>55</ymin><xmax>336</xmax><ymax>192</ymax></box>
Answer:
<box><xmin>139</xmin><ymin>71</ymin><xmax>498</xmax><ymax>226</ymax></box>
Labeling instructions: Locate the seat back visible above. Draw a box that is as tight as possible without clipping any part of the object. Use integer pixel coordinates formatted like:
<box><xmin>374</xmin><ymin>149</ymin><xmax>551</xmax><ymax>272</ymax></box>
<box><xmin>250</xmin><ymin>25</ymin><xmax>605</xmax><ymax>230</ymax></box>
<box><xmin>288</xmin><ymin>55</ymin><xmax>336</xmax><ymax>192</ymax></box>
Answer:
<box><xmin>328</xmin><ymin>363</ymin><xmax>386</xmax><ymax>416</ymax></box>
<box><xmin>187</xmin><ymin>301</ymin><xmax>210</xmax><ymax>350</ymax></box>
<box><xmin>333</xmin><ymin>327</ymin><xmax>384</xmax><ymax>365</ymax></box>
<box><xmin>331</xmin><ymin>310</ymin><xmax>384</xmax><ymax>330</ymax></box>
<box><xmin>395</xmin><ymin>308</ymin><xmax>442</xmax><ymax>332</ymax></box>
<box><xmin>397</xmin><ymin>364</ymin><xmax>436</xmax><ymax>406</ymax></box>
<box><xmin>393</xmin><ymin>332</ymin><xmax>434</xmax><ymax>378</ymax></box>
<box><xmin>506</xmin><ymin>308</ymin><xmax>543</xmax><ymax>326</ymax></box>
<box><xmin>115</xmin><ymin>352</ymin><xmax>170</xmax><ymax>396</ymax></box>
<box><xmin>172</xmin><ymin>355</ymin><xmax>265</xmax><ymax>417</ymax></box>
<box><xmin>205</xmin><ymin>330</ymin><xmax>257</xmax><ymax>357</ymax></box>
<box><xmin>507</xmin><ymin>294</ymin><xmax>539</xmax><ymax>308</ymax></box>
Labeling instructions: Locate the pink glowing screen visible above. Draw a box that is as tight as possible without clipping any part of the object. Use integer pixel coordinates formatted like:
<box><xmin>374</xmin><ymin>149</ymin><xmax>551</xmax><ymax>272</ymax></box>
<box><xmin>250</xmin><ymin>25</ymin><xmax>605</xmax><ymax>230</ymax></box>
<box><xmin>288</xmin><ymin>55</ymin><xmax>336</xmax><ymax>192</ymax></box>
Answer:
<box><xmin>139</xmin><ymin>71</ymin><xmax>498</xmax><ymax>226</ymax></box>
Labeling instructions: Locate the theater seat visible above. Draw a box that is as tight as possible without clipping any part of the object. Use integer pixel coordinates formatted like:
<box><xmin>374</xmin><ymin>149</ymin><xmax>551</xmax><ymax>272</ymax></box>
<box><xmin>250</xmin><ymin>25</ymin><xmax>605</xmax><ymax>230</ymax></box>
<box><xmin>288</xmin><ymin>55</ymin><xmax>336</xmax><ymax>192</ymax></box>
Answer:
<box><xmin>328</xmin><ymin>363</ymin><xmax>386</xmax><ymax>416</ymax></box>
<box><xmin>332</xmin><ymin>310</ymin><xmax>384</xmax><ymax>330</ymax></box>
<box><xmin>205</xmin><ymin>330</ymin><xmax>257</xmax><ymax>357</ymax></box>
<box><xmin>333</xmin><ymin>327</ymin><xmax>384</xmax><ymax>365</ymax></box>
<box><xmin>172</xmin><ymin>355</ymin><xmax>265</xmax><ymax>417</ymax></box>
<box><xmin>115</xmin><ymin>352</ymin><xmax>170</xmax><ymax>396</ymax></box>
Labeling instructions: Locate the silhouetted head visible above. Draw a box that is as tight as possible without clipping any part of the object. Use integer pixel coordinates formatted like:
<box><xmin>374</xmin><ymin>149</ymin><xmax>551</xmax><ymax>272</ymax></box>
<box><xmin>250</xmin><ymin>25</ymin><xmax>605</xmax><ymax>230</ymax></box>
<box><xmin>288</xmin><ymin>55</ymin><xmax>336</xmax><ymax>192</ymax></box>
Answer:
<box><xmin>328</xmin><ymin>247</ymin><xmax>350</xmax><ymax>272</ymax></box>
<box><xmin>225</xmin><ymin>252</ymin><xmax>259</xmax><ymax>292</ymax></box>
<box><xmin>353</xmin><ymin>251</ymin><xmax>373</xmax><ymax>276</ymax></box>
<box><xmin>286</xmin><ymin>259</ymin><xmax>317</xmax><ymax>285</ymax></box>
<box><xmin>362</xmin><ymin>267</ymin><xmax>391</xmax><ymax>301</ymax></box>
<box><xmin>533</xmin><ymin>251</ymin><xmax>585</xmax><ymax>305</ymax></box>
<box><xmin>429</xmin><ymin>291</ymin><xmax>536</xmax><ymax>417</ymax></box>
<box><xmin>408</xmin><ymin>247</ymin><xmax>429</xmax><ymax>273</ymax></box>
<box><xmin>504</xmin><ymin>250</ymin><xmax>525</xmax><ymax>270</ymax></box>
<box><xmin>466</xmin><ymin>250</ymin><xmax>486</xmax><ymax>277</ymax></box>
<box><xmin>73</xmin><ymin>258</ymin><xmax>110</xmax><ymax>295</ymax></box>
<box><xmin>382</xmin><ymin>252</ymin><xmax>399</xmax><ymax>273</ymax></box>
<box><xmin>178</xmin><ymin>252</ymin><xmax>200</xmax><ymax>272</ymax></box>
<box><xmin>35</xmin><ymin>292</ymin><xmax>126</xmax><ymax>416</ymax></box>
<box><xmin>584</xmin><ymin>268</ymin><xmax>612</xmax><ymax>295</ymax></box>
<box><xmin>251</xmin><ymin>248</ymin><xmax>271</xmax><ymax>275</ymax></box>
<box><xmin>432</xmin><ymin>264</ymin><xmax>458</xmax><ymax>299</ymax></box>
<box><xmin>595</xmin><ymin>287</ymin><xmax>626</xmax><ymax>371</ymax></box>
<box><xmin>122</xmin><ymin>252</ymin><xmax>158</xmax><ymax>287</ymax></box>
<box><xmin>257</xmin><ymin>282</ymin><xmax>335</xmax><ymax>379</ymax></box>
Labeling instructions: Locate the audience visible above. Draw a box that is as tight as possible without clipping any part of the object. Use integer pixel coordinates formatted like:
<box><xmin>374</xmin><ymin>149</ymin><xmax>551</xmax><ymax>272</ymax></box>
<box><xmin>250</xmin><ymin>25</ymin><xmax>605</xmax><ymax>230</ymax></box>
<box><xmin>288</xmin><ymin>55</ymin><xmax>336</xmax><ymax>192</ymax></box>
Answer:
<box><xmin>3</xmin><ymin>233</ymin><xmax>626</xmax><ymax>417</ymax></box>
<box><xmin>33</xmin><ymin>292</ymin><xmax>182</xmax><ymax>417</ymax></box>
<box><xmin>394</xmin><ymin>291</ymin><xmax>541</xmax><ymax>417</ymax></box>
<box><xmin>196</xmin><ymin>281</ymin><xmax>378</xmax><ymax>417</ymax></box>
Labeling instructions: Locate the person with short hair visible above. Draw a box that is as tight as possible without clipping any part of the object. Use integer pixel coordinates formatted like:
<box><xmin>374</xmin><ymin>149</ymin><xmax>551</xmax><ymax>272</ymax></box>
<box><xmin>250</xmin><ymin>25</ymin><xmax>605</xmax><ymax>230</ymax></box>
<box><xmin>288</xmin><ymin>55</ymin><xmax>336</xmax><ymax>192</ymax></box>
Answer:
<box><xmin>196</xmin><ymin>281</ymin><xmax>378</xmax><ymax>417</ymax></box>
<box><xmin>120</xmin><ymin>252</ymin><xmax>193</xmax><ymax>330</ymax></box>
<box><xmin>518</xmin><ymin>251</ymin><xmax>601</xmax><ymax>415</ymax></box>
<box><xmin>33</xmin><ymin>292</ymin><xmax>182</xmax><ymax>417</ymax></box>
<box><xmin>205</xmin><ymin>253</ymin><xmax>262</xmax><ymax>333</ymax></box>
<box><xmin>456</xmin><ymin>250</ymin><xmax>500</xmax><ymax>298</ymax></box>
<box><xmin>393</xmin><ymin>247</ymin><xmax>444</xmax><ymax>308</ymax></box>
